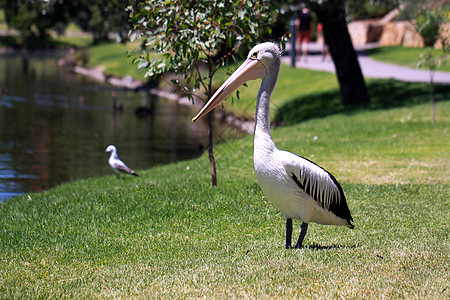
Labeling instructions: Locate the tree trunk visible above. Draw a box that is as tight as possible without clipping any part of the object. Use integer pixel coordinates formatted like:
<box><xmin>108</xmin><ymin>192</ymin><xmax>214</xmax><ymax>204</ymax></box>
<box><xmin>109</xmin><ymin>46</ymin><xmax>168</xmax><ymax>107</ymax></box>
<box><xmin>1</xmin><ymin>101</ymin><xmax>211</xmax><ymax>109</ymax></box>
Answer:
<box><xmin>207</xmin><ymin>112</ymin><xmax>217</xmax><ymax>187</ymax></box>
<box><xmin>308</xmin><ymin>0</ymin><xmax>370</xmax><ymax>105</ymax></box>
<box><xmin>206</xmin><ymin>62</ymin><xmax>218</xmax><ymax>187</ymax></box>
<box><xmin>429</xmin><ymin>69</ymin><xmax>436</xmax><ymax>125</ymax></box>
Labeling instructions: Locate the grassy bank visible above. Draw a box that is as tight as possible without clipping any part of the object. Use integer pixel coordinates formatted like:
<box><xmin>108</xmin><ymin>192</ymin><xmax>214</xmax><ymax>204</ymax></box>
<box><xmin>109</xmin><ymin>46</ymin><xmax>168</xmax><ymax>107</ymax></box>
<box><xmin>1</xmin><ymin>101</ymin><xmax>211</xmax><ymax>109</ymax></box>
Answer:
<box><xmin>1</xmin><ymin>97</ymin><xmax>449</xmax><ymax>297</ymax></box>
<box><xmin>1</xmin><ymin>37</ymin><xmax>449</xmax><ymax>297</ymax></box>
<box><xmin>81</xmin><ymin>40</ymin><xmax>147</xmax><ymax>80</ymax></box>
<box><xmin>366</xmin><ymin>46</ymin><xmax>450</xmax><ymax>72</ymax></box>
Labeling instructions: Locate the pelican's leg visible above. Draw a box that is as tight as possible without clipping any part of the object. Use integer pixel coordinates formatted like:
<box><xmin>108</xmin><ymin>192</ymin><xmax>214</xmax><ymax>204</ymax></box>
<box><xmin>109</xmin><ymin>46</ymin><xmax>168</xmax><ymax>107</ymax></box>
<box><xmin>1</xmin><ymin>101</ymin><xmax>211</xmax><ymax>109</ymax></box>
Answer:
<box><xmin>286</xmin><ymin>218</ymin><xmax>293</xmax><ymax>249</ymax></box>
<box><xmin>294</xmin><ymin>222</ymin><xmax>308</xmax><ymax>248</ymax></box>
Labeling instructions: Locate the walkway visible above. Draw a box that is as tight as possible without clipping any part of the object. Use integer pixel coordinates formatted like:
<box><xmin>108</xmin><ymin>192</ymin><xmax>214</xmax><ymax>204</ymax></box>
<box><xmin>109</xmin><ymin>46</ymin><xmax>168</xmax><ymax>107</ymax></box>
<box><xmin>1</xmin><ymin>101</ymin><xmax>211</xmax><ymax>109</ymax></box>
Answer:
<box><xmin>281</xmin><ymin>42</ymin><xmax>450</xmax><ymax>84</ymax></box>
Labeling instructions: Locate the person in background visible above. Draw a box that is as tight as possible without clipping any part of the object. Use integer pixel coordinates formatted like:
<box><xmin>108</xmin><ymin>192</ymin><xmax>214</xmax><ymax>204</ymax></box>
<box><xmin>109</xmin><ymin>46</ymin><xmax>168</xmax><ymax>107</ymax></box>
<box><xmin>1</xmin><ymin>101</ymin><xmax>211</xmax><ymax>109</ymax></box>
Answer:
<box><xmin>296</xmin><ymin>7</ymin><xmax>313</xmax><ymax>62</ymax></box>
<box><xmin>316</xmin><ymin>22</ymin><xmax>329</xmax><ymax>61</ymax></box>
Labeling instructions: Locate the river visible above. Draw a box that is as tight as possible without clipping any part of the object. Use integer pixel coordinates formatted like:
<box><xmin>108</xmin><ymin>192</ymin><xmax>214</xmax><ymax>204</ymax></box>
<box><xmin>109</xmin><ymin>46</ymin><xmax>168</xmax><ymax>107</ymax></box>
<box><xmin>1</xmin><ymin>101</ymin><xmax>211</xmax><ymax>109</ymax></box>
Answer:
<box><xmin>0</xmin><ymin>51</ymin><xmax>237</xmax><ymax>201</ymax></box>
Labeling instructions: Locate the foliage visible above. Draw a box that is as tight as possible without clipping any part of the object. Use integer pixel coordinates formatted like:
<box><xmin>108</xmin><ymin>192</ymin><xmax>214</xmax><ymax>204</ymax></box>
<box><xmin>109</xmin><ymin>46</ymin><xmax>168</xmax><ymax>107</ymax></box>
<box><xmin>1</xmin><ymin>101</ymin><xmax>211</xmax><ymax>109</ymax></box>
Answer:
<box><xmin>413</xmin><ymin>3</ymin><xmax>449</xmax><ymax>125</ymax></box>
<box><xmin>0</xmin><ymin>0</ymin><xmax>131</xmax><ymax>44</ymax></box>
<box><xmin>68</xmin><ymin>0</ymin><xmax>132</xmax><ymax>44</ymax></box>
<box><xmin>128</xmin><ymin>0</ymin><xmax>277</xmax><ymax>187</ymax></box>
<box><xmin>416</xmin><ymin>44</ymin><xmax>449</xmax><ymax>125</ymax></box>
<box><xmin>128</xmin><ymin>0</ymin><xmax>276</xmax><ymax>96</ymax></box>
<box><xmin>83</xmin><ymin>41</ymin><xmax>149</xmax><ymax>79</ymax></box>
<box><xmin>276</xmin><ymin>0</ymin><xmax>401</xmax><ymax>21</ymax></box>
<box><xmin>1</xmin><ymin>0</ymin><xmax>69</xmax><ymax>41</ymax></box>
<box><xmin>415</xmin><ymin>7</ymin><xmax>449</xmax><ymax>47</ymax></box>
<box><xmin>346</xmin><ymin>0</ymin><xmax>400</xmax><ymax>20</ymax></box>
<box><xmin>417</xmin><ymin>47</ymin><xmax>448</xmax><ymax>72</ymax></box>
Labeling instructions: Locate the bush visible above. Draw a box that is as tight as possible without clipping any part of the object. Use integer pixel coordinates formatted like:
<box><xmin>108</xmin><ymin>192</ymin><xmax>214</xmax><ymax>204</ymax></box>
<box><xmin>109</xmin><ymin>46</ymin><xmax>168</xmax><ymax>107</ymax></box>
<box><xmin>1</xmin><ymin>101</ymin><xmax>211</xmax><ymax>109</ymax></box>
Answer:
<box><xmin>415</xmin><ymin>9</ymin><xmax>448</xmax><ymax>47</ymax></box>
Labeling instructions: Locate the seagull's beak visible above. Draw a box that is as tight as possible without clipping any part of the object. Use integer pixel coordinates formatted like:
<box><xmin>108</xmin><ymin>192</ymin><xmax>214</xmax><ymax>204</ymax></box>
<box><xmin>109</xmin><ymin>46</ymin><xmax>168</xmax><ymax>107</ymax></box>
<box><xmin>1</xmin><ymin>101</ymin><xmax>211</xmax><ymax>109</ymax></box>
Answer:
<box><xmin>192</xmin><ymin>58</ymin><xmax>266</xmax><ymax>122</ymax></box>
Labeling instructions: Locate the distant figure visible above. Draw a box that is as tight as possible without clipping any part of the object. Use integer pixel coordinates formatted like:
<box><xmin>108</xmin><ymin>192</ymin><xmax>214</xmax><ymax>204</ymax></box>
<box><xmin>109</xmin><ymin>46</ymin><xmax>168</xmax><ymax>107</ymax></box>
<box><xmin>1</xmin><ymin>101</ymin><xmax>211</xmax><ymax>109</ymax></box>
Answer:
<box><xmin>296</xmin><ymin>7</ymin><xmax>313</xmax><ymax>62</ymax></box>
<box><xmin>105</xmin><ymin>145</ymin><xmax>139</xmax><ymax>177</ymax></box>
<box><xmin>78</xmin><ymin>94</ymin><xmax>85</xmax><ymax>104</ymax></box>
<box><xmin>112</xmin><ymin>91</ymin><xmax>123</xmax><ymax>111</ymax></box>
<box><xmin>316</xmin><ymin>22</ymin><xmax>329</xmax><ymax>61</ymax></box>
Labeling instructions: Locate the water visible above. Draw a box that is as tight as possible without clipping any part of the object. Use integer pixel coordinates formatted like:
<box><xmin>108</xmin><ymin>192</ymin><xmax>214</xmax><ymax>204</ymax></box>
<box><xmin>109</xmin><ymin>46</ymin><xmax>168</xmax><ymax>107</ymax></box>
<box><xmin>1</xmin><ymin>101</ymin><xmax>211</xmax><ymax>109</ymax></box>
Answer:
<box><xmin>0</xmin><ymin>52</ymin><xmax>237</xmax><ymax>201</ymax></box>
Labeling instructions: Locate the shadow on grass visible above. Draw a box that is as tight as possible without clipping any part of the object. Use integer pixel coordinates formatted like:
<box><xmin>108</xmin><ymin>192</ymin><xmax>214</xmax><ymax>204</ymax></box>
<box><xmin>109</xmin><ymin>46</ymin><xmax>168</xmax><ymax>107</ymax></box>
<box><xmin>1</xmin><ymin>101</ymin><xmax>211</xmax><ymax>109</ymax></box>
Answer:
<box><xmin>363</xmin><ymin>47</ymin><xmax>386</xmax><ymax>57</ymax></box>
<box><xmin>275</xmin><ymin>79</ymin><xmax>450</xmax><ymax>126</ymax></box>
<box><xmin>303</xmin><ymin>243</ymin><xmax>359</xmax><ymax>250</ymax></box>
<box><xmin>0</xmin><ymin>35</ymin><xmax>21</xmax><ymax>47</ymax></box>
<box><xmin>0</xmin><ymin>35</ymin><xmax>89</xmax><ymax>49</ymax></box>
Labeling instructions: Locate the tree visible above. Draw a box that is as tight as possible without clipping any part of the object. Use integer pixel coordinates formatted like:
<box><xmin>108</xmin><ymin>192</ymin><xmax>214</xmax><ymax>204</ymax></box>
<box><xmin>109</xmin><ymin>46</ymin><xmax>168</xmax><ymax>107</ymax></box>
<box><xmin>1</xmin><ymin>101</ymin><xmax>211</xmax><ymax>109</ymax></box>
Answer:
<box><xmin>415</xmin><ymin>7</ymin><xmax>448</xmax><ymax>47</ymax></box>
<box><xmin>129</xmin><ymin>0</ymin><xmax>275</xmax><ymax>187</ymax></box>
<box><xmin>415</xmin><ymin>5</ymin><xmax>449</xmax><ymax>125</ymax></box>
<box><xmin>305</xmin><ymin>0</ymin><xmax>370</xmax><ymax>106</ymax></box>
<box><xmin>346</xmin><ymin>0</ymin><xmax>400</xmax><ymax>20</ymax></box>
<box><xmin>1</xmin><ymin>0</ymin><xmax>131</xmax><ymax>44</ymax></box>
<box><xmin>68</xmin><ymin>0</ymin><xmax>132</xmax><ymax>44</ymax></box>
<box><xmin>2</xmin><ymin>0</ymin><xmax>69</xmax><ymax>42</ymax></box>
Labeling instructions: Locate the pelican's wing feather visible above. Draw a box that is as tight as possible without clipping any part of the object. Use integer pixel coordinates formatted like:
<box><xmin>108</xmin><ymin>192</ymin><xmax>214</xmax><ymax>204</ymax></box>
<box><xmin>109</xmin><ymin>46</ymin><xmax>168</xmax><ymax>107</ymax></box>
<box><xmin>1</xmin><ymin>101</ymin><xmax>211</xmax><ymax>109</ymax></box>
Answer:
<box><xmin>280</xmin><ymin>151</ymin><xmax>353</xmax><ymax>222</ymax></box>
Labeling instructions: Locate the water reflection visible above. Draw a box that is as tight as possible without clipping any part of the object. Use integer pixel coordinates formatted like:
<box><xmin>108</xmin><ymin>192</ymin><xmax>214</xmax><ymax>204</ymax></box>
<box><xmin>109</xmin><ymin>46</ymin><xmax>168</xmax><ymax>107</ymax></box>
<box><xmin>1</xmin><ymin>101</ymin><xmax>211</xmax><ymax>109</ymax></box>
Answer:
<box><xmin>0</xmin><ymin>52</ymin><xmax>238</xmax><ymax>201</ymax></box>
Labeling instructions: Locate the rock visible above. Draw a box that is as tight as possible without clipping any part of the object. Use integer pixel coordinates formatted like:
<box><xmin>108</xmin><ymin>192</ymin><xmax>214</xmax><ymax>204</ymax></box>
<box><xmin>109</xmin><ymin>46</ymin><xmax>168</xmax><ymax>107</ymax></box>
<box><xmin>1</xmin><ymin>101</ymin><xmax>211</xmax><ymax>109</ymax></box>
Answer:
<box><xmin>347</xmin><ymin>3</ymin><xmax>449</xmax><ymax>49</ymax></box>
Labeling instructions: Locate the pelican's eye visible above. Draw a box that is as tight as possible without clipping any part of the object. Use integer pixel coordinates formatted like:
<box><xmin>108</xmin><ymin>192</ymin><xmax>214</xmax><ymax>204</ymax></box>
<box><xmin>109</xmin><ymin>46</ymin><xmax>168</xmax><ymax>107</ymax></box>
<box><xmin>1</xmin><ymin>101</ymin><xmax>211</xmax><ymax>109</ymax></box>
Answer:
<box><xmin>251</xmin><ymin>51</ymin><xmax>259</xmax><ymax>59</ymax></box>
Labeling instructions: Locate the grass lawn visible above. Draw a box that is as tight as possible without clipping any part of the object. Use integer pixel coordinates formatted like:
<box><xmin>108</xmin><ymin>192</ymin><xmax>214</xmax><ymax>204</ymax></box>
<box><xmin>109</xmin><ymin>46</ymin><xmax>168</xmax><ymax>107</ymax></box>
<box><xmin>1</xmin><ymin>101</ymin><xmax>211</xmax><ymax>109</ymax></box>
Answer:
<box><xmin>0</xmin><ymin>34</ymin><xmax>92</xmax><ymax>49</ymax></box>
<box><xmin>0</xmin><ymin>34</ymin><xmax>449</xmax><ymax>297</ymax></box>
<box><xmin>83</xmin><ymin>41</ymin><xmax>148</xmax><ymax>80</ymax></box>
<box><xmin>366</xmin><ymin>46</ymin><xmax>450</xmax><ymax>72</ymax></box>
<box><xmin>216</xmin><ymin>64</ymin><xmax>340</xmax><ymax>120</ymax></box>
<box><xmin>0</xmin><ymin>76</ymin><xmax>449</xmax><ymax>297</ymax></box>
<box><xmin>0</xmin><ymin>9</ymin><xmax>8</xmax><ymax>31</ymax></box>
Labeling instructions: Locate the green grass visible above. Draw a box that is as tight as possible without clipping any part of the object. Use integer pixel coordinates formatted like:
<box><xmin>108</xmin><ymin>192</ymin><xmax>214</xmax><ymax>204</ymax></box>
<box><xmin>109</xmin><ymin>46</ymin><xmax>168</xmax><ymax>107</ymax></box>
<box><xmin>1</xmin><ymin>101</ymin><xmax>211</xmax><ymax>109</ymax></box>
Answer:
<box><xmin>275</xmin><ymin>78</ymin><xmax>450</xmax><ymax>124</ymax></box>
<box><xmin>366</xmin><ymin>46</ymin><xmax>450</xmax><ymax>72</ymax></box>
<box><xmin>1</xmin><ymin>97</ymin><xmax>449</xmax><ymax>297</ymax></box>
<box><xmin>0</xmin><ymin>37</ymin><xmax>147</xmax><ymax>78</ymax></box>
<box><xmin>218</xmin><ymin>64</ymin><xmax>339</xmax><ymax>120</ymax></box>
<box><xmin>0</xmin><ymin>34</ymin><xmax>92</xmax><ymax>48</ymax></box>
<box><xmin>1</xmin><ymin>35</ymin><xmax>449</xmax><ymax>297</ymax></box>
<box><xmin>84</xmin><ymin>41</ymin><xmax>148</xmax><ymax>79</ymax></box>
<box><xmin>0</xmin><ymin>9</ymin><xmax>8</xmax><ymax>31</ymax></box>
<box><xmin>53</xmin><ymin>35</ymin><xmax>93</xmax><ymax>48</ymax></box>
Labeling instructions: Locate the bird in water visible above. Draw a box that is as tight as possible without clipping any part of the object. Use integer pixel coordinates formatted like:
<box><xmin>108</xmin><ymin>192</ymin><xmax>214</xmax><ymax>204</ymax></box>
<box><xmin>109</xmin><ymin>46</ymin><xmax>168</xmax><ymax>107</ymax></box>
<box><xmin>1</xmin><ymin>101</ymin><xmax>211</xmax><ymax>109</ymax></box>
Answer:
<box><xmin>105</xmin><ymin>145</ymin><xmax>139</xmax><ymax>177</ymax></box>
<box><xmin>192</xmin><ymin>42</ymin><xmax>354</xmax><ymax>248</ymax></box>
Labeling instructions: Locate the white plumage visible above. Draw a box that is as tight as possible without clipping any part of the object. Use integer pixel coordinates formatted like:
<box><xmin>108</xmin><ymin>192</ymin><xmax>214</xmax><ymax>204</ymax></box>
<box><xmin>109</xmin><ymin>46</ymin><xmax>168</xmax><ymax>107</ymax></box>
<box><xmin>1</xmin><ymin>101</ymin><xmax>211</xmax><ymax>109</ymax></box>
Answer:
<box><xmin>105</xmin><ymin>145</ymin><xmax>139</xmax><ymax>177</ymax></box>
<box><xmin>192</xmin><ymin>42</ymin><xmax>353</xmax><ymax>248</ymax></box>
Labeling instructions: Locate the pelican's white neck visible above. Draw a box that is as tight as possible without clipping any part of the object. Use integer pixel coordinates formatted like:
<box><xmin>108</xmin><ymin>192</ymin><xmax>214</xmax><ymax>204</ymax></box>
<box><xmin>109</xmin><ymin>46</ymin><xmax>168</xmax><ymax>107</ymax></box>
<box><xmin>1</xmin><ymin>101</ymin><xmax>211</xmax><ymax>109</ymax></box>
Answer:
<box><xmin>254</xmin><ymin>59</ymin><xmax>280</xmax><ymax>151</ymax></box>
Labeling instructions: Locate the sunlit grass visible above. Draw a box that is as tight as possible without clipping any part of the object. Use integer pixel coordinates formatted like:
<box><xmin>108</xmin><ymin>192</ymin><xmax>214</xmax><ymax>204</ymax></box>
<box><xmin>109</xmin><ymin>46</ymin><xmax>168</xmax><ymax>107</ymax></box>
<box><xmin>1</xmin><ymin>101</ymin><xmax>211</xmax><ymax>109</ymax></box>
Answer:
<box><xmin>0</xmin><ymin>32</ymin><xmax>449</xmax><ymax>297</ymax></box>
<box><xmin>84</xmin><ymin>41</ymin><xmax>160</xmax><ymax>81</ymax></box>
<box><xmin>54</xmin><ymin>35</ymin><xmax>92</xmax><ymax>48</ymax></box>
<box><xmin>0</xmin><ymin>9</ymin><xmax>7</xmax><ymax>31</ymax></box>
<box><xmin>0</xmin><ymin>33</ymin><xmax>92</xmax><ymax>48</ymax></box>
<box><xmin>1</xmin><ymin>98</ymin><xmax>448</xmax><ymax>298</ymax></box>
<box><xmin>216</xmin><ymin>64</ymin><xmax>339</xmax><ymax>120</ymax></box>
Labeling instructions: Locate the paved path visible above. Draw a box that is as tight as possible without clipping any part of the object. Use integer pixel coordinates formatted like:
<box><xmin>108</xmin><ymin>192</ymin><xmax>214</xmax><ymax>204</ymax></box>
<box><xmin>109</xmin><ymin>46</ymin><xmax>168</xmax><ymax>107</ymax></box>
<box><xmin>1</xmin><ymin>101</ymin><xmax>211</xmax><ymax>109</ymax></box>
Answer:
<box><xmin>281</xmin><ymin>42</ymin><xmax>450</xmax><ymax>84</ymax></box>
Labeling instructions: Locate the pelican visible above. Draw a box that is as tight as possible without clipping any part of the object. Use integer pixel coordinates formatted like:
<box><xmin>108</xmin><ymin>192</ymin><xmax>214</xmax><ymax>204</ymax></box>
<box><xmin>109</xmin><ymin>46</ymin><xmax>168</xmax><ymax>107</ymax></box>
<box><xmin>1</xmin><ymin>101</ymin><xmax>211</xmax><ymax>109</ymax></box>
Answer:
<box><xmin>105</xmin><ymin>145</ymin><xmax>139</xmax><ymax>177</ymax></box>
<box><xmin>192</xmin><ymin>43</ymin><xmax>353</xmax><ymax>248</ymax></box>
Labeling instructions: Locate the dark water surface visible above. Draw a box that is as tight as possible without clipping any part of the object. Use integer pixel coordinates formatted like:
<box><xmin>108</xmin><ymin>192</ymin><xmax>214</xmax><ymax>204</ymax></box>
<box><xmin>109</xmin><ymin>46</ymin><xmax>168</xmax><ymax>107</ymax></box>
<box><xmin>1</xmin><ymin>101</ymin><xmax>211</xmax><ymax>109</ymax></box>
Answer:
<box><xmin>0</xmin><ymin>52</ymin><xmax>236</xmax><ymax>201</ymax></box>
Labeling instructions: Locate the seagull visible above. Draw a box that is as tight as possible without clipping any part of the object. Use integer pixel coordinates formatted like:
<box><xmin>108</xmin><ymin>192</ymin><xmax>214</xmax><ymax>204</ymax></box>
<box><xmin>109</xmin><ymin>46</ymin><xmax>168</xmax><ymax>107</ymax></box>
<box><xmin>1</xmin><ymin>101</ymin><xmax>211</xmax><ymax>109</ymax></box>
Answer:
<box><xmin>105</xmin><ymin>145</ymin><xmax>139</xmax><ymax>177</ymax></box>
<box><xmin>192</xmin><ymin>42</ymin><xmax>354</xmax><ymax>248</ymax></box>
